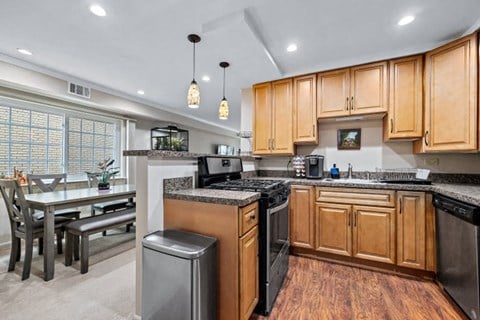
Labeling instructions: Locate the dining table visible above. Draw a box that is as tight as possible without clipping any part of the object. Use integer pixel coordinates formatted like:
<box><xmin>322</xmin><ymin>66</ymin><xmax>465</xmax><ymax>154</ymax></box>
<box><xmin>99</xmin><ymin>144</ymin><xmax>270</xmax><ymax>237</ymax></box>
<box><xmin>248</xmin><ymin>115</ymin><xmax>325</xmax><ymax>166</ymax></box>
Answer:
<box><xmin>24</xmin><ymin>184</ymin><xmax>136</xmax><ymax>281</ymax></box>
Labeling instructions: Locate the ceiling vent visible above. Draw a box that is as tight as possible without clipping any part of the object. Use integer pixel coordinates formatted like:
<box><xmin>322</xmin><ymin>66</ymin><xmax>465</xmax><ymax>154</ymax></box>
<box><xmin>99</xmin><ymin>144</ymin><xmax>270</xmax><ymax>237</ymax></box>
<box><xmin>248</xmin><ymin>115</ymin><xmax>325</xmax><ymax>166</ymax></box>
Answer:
<box><xmin>67</xmin><ymin>82</ymin><xmax>91</xmax><ymax>99</ymax></box>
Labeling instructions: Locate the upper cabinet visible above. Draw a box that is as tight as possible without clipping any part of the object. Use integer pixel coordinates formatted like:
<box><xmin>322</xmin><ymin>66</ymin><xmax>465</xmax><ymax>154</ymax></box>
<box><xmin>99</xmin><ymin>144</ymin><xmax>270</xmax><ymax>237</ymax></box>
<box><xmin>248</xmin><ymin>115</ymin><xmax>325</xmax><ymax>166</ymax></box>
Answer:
<box><xmin>415</xmin><ymin>33</ymin><xmax>478</xmax><ymax>152</ymax></box>
<box><xmin>317</xmin><ymin>61</ymin><xmax>388</xmax><ymax>119</ymax></box>
<box><xmin>293</xmin><ymin>74</ymin><xmax>318</xmax><ymax>144</ymax></box>
<box><xmin>253</xmin><ymin>79</ymin><xmax>294</xmax><ymax>155</ymax></box>
<box><xmin>384</xmin><ymin>55</ymin><xmax>423</xmax><ymax>140</ymax></box>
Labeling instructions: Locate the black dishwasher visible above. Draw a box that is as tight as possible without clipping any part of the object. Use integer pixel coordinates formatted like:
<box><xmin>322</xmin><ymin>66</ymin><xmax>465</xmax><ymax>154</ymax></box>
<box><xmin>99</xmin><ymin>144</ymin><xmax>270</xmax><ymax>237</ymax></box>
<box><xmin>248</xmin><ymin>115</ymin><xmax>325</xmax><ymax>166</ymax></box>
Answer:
<box><xmin>434</xmin><ymin>194</ymin><xmax>480</xmax><ymax>319</ymax></box>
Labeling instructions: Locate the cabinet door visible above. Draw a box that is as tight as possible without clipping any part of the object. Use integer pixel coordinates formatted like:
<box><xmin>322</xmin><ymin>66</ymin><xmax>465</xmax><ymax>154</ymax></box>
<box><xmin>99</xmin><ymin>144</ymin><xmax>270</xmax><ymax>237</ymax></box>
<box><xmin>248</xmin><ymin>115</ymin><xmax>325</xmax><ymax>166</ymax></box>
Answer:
<box><xmin>315</xmin><ymin>202</ymin><xmax>351</xmax><ymax>256</ymax></box>
<box><xmin>317</xmin><ymin>69</ymin><xmax>350</xmax><ymax>118</ymax></box>
<box><xmin>350</xmin><ymin>61</ymin><xmax>388</xmax><ymax>115</ymax></box>
<box><xmin>424</xmin><ymin>33</ymin><xmax>478</xmax><ymax>151</ymax></box>
<box><xmin>239</xmin><ymin>226</ymin><xmax>259</xmax><ymax>320</ymax></box>
<box><xmin>397</xmin><ymin>191</ymin><xmax>426</xmax><ymax>270</ymax></box>
<box><xmin>253</xmin><ymin>83</ymin><xmax>272</xmax><ymax>154</ymax></box>
<box><xmin>385</xmin><ymin>55</ymin><xmax>423</xmax><ymax>140</ymax></box>
<box><xmin>271</xmin><ymin>79</ymin><xmax>294</xmax><ymax>155</ymax></box>
<box><xmin>293</xmin><ymin>74</ymin><xmax>318</xmax><ymax>144</ymax></box>
<box><xmin>290</xmin><ymin>185</ymin><xmax>315</xmax><ymax>249</ymax></box>
<box><xmin>352</xmin><ymin>205</ymin><xmax>395</xmax><ymax>264</ymax></box>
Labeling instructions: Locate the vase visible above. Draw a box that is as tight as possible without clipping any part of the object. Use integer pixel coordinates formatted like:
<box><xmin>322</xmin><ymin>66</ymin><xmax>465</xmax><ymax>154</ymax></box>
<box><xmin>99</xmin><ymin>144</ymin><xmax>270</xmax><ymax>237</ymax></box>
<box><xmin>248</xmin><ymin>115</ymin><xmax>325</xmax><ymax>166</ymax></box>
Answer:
<box><xmin>98</xmin><ymin>182</ymin><xmax>110</xmax><ymax>190</ymax></box>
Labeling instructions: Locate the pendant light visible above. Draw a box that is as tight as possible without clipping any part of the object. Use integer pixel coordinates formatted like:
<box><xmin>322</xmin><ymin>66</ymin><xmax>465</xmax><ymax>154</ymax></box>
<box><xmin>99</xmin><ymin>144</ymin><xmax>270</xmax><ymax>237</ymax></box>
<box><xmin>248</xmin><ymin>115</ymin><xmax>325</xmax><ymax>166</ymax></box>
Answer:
<box><xmin>187</xmin><ymin>34</ymin><xmax>201</xmax><ymax>109</ymax></box>
<box><xmin>218</xmin><ymin>62</ymin><xmax>230</xmax><ymax>120</ymax></box>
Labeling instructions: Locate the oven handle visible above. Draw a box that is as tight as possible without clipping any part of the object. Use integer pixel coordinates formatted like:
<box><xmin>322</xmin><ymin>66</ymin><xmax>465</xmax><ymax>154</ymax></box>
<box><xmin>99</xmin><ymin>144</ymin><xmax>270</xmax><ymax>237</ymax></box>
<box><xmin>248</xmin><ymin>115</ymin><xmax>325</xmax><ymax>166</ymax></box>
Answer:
<box><xmin>267</xmin><ymin>199</ymin><xmax>289</xmax><ymax>215</ymax></box>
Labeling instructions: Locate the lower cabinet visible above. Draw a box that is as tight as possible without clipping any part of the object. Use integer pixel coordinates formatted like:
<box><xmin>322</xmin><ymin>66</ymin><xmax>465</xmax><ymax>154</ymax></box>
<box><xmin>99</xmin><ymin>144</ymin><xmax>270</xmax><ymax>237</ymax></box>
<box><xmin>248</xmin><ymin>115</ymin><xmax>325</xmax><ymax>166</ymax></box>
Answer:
<box><xmin>396</xmin><ymin>191</ymin><xmax>426</xmax><ymax>270</ymax></box>
<box><xmin>315</xmin><ymin>202</ymin><xmax>395</xmax><ymax>264</ymax></box>
<box><xmin>164</xmin><ymin>199</ymin><xmax>259</xmax><ymax>320</ymax></box>
<box><xmin>290</xmin><ymin>185</ymin><xmax>315</xmax><ymax>249</ymax></box>
<box><xmin>289</xmin><ymin>186</ymin><xmax>434</xmax><ymax>273</ymax></box>
<box><xmin>239</xmin><ymin>226</ymin><xmax>259</xmax><ymax>320</ymax></box>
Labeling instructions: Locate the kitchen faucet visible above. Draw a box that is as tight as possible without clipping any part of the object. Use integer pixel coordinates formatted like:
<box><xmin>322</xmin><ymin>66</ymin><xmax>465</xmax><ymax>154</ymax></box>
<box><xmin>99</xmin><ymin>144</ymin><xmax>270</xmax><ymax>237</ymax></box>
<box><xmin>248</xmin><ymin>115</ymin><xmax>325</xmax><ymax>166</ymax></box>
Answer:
<box><xmin>347</xmin><ymin>163</ymin><xmax>353</xmax><ymax>179</ymax></box>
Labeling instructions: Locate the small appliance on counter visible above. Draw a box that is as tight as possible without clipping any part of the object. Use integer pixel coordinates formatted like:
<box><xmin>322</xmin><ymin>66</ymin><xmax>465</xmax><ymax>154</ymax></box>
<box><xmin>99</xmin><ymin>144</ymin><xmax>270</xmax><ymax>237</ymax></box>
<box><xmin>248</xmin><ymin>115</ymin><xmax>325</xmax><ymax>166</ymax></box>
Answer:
<box><xmin>305</xmin><ymin>155</ymin><xmax>324</xmax><ymax>179</ymax></box>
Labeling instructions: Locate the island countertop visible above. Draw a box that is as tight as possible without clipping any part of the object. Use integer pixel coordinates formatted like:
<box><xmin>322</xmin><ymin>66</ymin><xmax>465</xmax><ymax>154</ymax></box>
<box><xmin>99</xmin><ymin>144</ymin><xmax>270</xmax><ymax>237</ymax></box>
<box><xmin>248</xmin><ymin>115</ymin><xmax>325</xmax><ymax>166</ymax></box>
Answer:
<box><xmin>123</xmin><ymin>149</ymin><xmax>260</xmax><ymax>162</ymax></box>
<box><xmin>163</xmin><ymin>188</ymin><xmax>261</xmax><ymax>207</ymax></box>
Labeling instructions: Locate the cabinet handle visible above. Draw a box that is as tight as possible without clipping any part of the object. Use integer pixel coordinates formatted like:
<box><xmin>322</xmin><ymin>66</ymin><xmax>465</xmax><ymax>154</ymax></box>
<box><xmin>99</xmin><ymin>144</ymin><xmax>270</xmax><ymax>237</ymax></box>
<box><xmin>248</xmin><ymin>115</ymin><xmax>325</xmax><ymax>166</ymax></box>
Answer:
<box><xmin>424</xmin><ymin>131</ymin><xmax>429</xmax><ymax>146</ymax></box>
<box><xmin>272</xmin><ymin>139</ymin><xmax>275</xmax><ymax>150</ymax></box>
<box><xmin>399</xmin><ymin>198</ymin><xmax>402</xmax><ymax>214</ymax></box>
<box><xmin>390</xmin><ymin>119</ymin><xmax>393</xmax><ymax>133</ymax></box>
<box><xmin>345</xmin><ymin>97</ymin><xmax>349</xmax><ymax>111</ymax></box>
<box><xmin>354</xmin><ymin>211</ymin><xmax>357</xmax><ymax>227</ymax></box>
<box><xmin>348</xmin><ymin>211</ymin><xmax>351</xmax><ymax>226</ymax></box>
<box><xmin>312</xmin><ymin>124</ymin><xmax>315</xmax><ymax>135</ymax></box>
<box><xmin>351</xmin><ymin>97</ymin><xmax>354</xmax><ymax>110</ymax></box>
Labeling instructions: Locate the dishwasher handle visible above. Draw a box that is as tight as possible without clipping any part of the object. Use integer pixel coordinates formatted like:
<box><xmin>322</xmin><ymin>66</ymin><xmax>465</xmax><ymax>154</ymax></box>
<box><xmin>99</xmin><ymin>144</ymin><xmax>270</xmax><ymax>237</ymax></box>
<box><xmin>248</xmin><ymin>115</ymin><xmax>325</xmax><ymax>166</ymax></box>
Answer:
<box><xmin>433</xmin><ymin>194</ymin><xmax>480</xmax><ymax>225</ymax></box>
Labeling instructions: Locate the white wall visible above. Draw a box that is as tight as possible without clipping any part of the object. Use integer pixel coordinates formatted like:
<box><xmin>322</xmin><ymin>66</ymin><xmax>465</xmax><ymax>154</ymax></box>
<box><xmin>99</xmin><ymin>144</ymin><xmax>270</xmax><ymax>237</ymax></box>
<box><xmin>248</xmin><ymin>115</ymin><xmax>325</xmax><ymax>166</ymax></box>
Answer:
<box><xmin>239</xmin><ymin>88</ymin><xmax>253</xmax><ymax>155</ymax></box>
<box><xmin>258</xmin><ymin>119</ymin><xmax>480</xmax><ymax>174</ymax></box>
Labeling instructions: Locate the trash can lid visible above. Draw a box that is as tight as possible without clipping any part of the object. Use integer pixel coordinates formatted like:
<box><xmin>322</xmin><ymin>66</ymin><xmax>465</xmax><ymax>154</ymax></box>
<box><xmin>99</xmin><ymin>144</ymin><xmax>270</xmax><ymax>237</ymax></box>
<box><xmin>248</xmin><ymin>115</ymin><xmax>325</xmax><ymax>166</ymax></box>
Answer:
<box><xmin>142</xmin><ymin>229</ymin><xmax>217</xmax><ymax>259</ymax></box>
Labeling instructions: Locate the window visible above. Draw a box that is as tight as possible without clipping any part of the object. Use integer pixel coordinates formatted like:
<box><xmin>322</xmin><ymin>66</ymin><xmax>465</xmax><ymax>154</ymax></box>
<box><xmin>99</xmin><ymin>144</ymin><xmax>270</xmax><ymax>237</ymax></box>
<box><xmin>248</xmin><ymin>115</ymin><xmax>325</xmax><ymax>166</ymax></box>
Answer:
<box><xmin>0</xmin><ymin>98</ymin><xmax>121</xmax><ymax>179</ymax></box>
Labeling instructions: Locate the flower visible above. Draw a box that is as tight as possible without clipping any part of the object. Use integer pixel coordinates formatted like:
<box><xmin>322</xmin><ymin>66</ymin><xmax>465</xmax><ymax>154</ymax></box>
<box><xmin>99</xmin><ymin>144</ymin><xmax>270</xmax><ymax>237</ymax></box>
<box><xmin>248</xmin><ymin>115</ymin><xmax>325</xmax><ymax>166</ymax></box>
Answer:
<box><xmin>97</xmin><ymin>158</ymin><xmax>119</xmax><ymax>183</ymax></box>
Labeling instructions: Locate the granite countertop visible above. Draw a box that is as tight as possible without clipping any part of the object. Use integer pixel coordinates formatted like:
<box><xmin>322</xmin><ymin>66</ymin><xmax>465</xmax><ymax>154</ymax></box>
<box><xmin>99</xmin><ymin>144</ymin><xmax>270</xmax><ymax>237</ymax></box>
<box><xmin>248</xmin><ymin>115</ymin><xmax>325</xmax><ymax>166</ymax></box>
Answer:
<box><xmin>163</xmin><ymin>177</ymin><xmax>480</xmax><ymax>207</ymax></box>
<box><xmin>164</xmin><ymin>188</ymin><xmax>261</xmax><ymax>207</ymax></box>
<box><xmin>123</xmin><ymin>149</ymin><xmax>260</xmax><ymax>162</ymax></box>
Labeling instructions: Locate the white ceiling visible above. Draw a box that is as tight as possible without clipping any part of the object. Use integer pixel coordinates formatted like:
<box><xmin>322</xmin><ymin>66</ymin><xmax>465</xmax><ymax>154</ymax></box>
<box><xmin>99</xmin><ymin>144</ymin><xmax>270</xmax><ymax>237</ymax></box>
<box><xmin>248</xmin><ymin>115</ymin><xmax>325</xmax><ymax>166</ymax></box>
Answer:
<box><xmin>0</xmin><ymin>0</ymin><xmax>479</xmax><ymax>131</ymax></box>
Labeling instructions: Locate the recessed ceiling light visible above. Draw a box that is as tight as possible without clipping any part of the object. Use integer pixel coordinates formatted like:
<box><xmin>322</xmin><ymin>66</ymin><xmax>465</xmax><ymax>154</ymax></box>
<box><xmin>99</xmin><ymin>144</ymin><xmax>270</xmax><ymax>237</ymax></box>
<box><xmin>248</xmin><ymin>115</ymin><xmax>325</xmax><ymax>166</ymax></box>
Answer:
<box><xmin>17</xmin><ymin>48</ymin><xmax>32</xmax><ymax>56</ymax></box>
<box><xmin>398</xmin><ymin>15</ymin><xmax>415</xmax><ymax>26</ymax></box>
<box><xmin>137</xmin><ymin>90</ymin><xmax>145</xmax><ymax>95</ymax></box>
<box><xmin>90</xmin><ymin>4</ymin><xmax>106</xmax><ymax>17</ymax></box>
<box><xmin>287</xmin><ymin>44</ymin><xmax>297</xmax><ymax>52</ymax></box>
<box><xmin>202</xmin><ymin>75</ymin><xmax>210</xmax><ymax>82</ymax></box>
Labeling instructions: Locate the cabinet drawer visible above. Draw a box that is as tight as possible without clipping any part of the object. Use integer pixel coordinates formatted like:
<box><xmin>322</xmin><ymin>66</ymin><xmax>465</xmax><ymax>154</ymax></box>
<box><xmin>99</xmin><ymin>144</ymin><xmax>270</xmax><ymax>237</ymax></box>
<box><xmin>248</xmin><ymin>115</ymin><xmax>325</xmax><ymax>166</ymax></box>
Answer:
<box><xmin>239</xmin><ymin>202</ymin><xmax>259</xmax><ymax>235</ymax></box>
<box><xmin>316</xmin><ymin>187</ymin><xmax>395</xmax><ymax>207</ymax></box>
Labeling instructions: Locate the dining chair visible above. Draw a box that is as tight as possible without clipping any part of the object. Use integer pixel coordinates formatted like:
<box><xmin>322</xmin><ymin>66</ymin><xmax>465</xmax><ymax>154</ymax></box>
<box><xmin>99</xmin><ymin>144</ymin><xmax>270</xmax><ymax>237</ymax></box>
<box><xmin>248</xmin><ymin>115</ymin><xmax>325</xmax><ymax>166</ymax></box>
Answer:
<box><xmin>27</xmin><ymin>173</ymin><xmax>81</xmax><ymax>220</ymax></box>
<box><xmin>0</xmin><ymin>179</ymin><xmax>73</xmax><ymax>280</ymax></box>
<box><xmin>85</xmin><ymin>172</ymin><xmax>135</xmax><ymax>235</ymax></box>
<box><xmin>27</xmin><ymin>173</ymin><xmax>81</xmax><ymax>253</ymax></box>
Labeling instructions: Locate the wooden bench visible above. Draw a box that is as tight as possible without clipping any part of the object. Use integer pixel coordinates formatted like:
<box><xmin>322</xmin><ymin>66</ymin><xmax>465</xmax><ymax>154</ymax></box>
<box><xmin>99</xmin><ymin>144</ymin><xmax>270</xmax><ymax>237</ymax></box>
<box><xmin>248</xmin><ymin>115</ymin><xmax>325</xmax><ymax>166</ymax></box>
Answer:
<box><xmin>64</xmin><ymin>208</ymin><xmax>136</xmax><ymax>274</ymax></box>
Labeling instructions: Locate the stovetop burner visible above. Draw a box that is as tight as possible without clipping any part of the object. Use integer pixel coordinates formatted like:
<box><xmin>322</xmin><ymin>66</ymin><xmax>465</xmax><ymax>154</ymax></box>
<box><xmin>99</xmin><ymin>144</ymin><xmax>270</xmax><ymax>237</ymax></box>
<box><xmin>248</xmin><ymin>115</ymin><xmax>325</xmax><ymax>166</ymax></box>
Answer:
<box><xmin>207</xmin><ymin>179</ymin><xmax>284</xmax><ymax>192</ymax></box>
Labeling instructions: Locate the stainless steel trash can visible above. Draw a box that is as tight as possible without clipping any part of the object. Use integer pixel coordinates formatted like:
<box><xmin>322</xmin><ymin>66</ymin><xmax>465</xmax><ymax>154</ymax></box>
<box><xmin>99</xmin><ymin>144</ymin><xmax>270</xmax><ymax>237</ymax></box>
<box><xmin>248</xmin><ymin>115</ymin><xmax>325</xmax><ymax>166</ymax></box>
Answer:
<box><xmin>142</xmin><ymin>229</ymin><xmax>217</xmax><ymax>320</ymax></box>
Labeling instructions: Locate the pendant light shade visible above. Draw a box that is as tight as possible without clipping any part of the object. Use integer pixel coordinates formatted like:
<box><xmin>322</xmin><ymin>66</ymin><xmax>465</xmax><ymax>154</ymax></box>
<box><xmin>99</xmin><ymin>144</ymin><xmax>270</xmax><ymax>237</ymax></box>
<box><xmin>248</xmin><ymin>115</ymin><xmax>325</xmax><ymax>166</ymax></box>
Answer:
<box><xmin>187</xmin><ymin>34</ymin><xmax>201</xmax><ymax>109</ymax></box>
<box><xmin>218</xmin><ymin>62</ymin><xmax>230</xmax><ymax>120</ymax></box>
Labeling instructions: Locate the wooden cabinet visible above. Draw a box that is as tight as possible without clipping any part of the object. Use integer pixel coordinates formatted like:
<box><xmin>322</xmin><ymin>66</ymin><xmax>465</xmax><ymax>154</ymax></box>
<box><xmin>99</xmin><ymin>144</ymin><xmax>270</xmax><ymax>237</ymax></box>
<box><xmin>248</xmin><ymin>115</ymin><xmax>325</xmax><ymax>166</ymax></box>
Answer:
<box><xmin>290</xmin><ymin>185</ymin><xmax>315</xmax><ymax>249</ymax></box>
<box><xmin>239</xmin><ymin>226</ymin><xmax>259</xmax><ymax>320</ymax></box>
<box><xmin>253</xmin><ymin>79</ymin><xmax>294</xmax><ymax>155</ymax></box>
<box><xmin>396</xmin><ymin>191</ymin><xmax>426</xmax><ymax>270</ymax></box>
<box><xmin>293</xmin><ymin>74</ymin><xmax>318</xmax><ymax>144</ymax></box>
<box><xmin>415</xmin><ymin>33</ymin><xmax>478</xmax><ymax>152</ymax></box>
<box><xmin>315</xmin><ymin>187</ymin><xmax>396</xmax><ymax>264</ymax></box>
<box><xmin>352</xmin><ymin>205</ymin><xmax>396</xmax><ymax>264</ymax></box>
<box><xmin>164</xmin><ymin>200</ymin><xmax>259</xmax><ymax>320</ymax></box>
<box><xmin>315</xmin><ymin>202</ymin><xmax>351</xmax><ymax>256</ymax></box>
<box><xmin>384</xmin><ymin>55</ymin><xmax>423</xmax><ymax>140</ymax></box>
<box><xmin>317</xmin><ymin>61</ymin><xmax>388</xmax><ymax>118</ymax></box>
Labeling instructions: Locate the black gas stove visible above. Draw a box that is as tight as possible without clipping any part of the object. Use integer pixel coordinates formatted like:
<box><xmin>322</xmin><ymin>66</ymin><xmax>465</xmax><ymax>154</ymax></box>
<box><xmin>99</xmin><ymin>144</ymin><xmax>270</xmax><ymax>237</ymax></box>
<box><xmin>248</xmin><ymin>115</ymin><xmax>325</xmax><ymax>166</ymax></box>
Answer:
<box><xmin>197</xmin><ymin>156</ymin><xmax>290</xmax><ymax>316</ymax></box>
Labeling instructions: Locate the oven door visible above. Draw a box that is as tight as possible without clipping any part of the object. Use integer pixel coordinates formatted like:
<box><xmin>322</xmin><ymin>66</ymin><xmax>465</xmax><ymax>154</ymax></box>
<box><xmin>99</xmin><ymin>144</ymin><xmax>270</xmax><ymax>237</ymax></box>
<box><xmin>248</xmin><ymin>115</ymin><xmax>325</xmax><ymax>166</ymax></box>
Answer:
<box><xmin>267</xmin><ymin>198</ymin><xmax>289</xmax><ymax>268</ymax></box>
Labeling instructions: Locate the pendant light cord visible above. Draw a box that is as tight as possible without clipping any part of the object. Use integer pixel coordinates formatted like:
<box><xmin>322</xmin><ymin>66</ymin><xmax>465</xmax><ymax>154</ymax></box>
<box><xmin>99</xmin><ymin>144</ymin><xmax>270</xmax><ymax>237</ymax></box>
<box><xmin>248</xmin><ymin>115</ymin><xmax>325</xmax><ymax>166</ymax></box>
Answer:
<box><xmin>222</xmin><ymin>66</ymin><xmax>226</xmax><ymax>99</ymax></box>
<box><xmin>192</xmin><ymin>42</ymin><xmax>196</xmax><ymax>80</ymax></box>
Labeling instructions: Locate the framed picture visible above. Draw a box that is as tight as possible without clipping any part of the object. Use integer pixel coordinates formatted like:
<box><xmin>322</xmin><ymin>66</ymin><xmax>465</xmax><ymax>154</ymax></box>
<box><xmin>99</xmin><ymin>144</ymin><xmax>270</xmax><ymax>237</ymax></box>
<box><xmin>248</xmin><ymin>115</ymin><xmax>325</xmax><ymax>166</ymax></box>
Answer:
<box><xmin>337</xmin><ymin>128</ymin><xmax>361</xmax><ymax>150</ymax></box>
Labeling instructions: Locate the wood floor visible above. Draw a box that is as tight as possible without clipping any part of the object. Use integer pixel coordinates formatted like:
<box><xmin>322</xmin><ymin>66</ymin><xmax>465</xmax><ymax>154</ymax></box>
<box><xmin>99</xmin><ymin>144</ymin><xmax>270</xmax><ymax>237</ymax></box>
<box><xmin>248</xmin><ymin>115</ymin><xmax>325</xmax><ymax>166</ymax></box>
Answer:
<box><xmin>250</xmin><ymin>255</ymin><xmax>465</xmax><ymax>320</ymax></box>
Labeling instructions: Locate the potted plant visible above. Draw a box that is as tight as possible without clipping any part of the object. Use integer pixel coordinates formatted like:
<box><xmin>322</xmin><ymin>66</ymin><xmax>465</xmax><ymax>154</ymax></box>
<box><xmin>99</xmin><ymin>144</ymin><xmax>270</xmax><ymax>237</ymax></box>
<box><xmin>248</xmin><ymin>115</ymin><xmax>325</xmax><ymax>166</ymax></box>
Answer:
<box><xmin>97</xmin><ymin>158</ymin><xmax>119</xmax><ymax>190</ymax></box>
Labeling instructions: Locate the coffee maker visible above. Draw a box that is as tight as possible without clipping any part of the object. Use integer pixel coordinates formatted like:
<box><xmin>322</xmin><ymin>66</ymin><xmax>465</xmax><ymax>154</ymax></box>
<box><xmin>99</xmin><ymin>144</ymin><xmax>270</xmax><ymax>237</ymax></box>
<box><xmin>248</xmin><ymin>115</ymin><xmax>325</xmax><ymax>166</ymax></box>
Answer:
<box><xmin>305</xmin><ymin>155</ymin><xmax>324</xmax><ymax>179</ymax></box>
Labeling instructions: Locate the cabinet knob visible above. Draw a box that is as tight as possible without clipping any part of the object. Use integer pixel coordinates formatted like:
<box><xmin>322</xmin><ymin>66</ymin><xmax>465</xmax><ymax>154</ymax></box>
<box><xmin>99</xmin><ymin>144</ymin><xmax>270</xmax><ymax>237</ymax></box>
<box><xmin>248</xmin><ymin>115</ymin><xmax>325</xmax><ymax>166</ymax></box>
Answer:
<box><xmin>249</xmin><ymin>214</ymin><xmax>256</xmax><ymax>221</ymax></box>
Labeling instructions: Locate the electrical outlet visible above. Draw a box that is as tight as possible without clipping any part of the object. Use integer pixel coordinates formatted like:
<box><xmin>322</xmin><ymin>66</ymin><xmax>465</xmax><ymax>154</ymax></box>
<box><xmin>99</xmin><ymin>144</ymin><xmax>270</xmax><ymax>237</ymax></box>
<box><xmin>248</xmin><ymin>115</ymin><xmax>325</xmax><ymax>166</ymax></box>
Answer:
<box><xmin>424</xmin><ymin>157</ymin><xmax>440</xmax><ymax>166</ymax></box>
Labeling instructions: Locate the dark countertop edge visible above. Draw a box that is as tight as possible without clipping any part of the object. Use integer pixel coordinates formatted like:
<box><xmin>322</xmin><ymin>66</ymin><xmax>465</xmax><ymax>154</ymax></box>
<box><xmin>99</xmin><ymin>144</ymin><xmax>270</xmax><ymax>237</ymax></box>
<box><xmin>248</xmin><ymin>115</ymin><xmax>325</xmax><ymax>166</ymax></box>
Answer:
<box><xmin>164</xmin><ymin>191</ymin><xmax>261</xmax><ymax>207</ymax></box>
<box><xmin>123</xmin><ymin>150</ymin><xmax>260</xmax><ymax>162</ymax></box>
